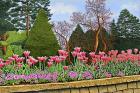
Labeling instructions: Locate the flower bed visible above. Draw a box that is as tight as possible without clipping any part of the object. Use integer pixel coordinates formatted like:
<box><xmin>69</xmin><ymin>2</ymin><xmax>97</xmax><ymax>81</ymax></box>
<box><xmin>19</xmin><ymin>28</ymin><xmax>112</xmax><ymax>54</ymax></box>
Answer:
<box><xmin>0</xmin><ymin>47</ymin><xmax>140</xmax><ymax>86</ymax></box>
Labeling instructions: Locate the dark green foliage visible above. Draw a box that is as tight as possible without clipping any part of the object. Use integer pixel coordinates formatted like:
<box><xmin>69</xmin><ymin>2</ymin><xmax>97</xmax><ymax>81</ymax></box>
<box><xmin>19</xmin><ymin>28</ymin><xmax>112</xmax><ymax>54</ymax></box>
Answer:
<box><xmin>117</xmin><ymin>9</ymin><xmax>140</xmax><ymax>39</ymax></box>
<box><xmin>109</xmin><ymin>19</ymin><xmax>119</xmax><ymax>49</ymax></box>
<box><xmin>9</xmin><ymin>0</ymin><xmax>52</xmax><ymax>30</ymax></box>
<box><xmin>114</xmin><ymin>9</ymin><xmax>140</xmax><ymax>50</ymax></box>
<box><xmin>69</xmin><ymin>24</ymin><xmax>87</xmax><ymax>51</ymax></box>
<box><xmin>85</xmin><ymin>30</ymin><xmax>95</xmax><ymax>51</ymax></box>
<box><xmin>25</xmin><ymin>9</ymin><xmax>60</xmax><ymax>57</ymax></box>
<box><xmin>0</xmin><ymin>0</ymin><xmax>15</xmax><ymax>34</ymax></box>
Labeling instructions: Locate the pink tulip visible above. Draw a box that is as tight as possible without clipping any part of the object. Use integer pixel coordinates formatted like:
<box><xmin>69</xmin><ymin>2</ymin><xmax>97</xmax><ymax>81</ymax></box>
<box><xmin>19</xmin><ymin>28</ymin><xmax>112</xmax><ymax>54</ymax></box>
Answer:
<box><xmin>0</xmin><ymin>62</ymin><xmax>4</xmax><ymax>68</ymax></box>
<box><xmin>8</xmin><ymin>57</ymin><xmax>15</xmax><ymax>61</ymax></box>
<box><xmin>27</xmin><ymin>56</ymin><xmax>38</xmax><ymax>66</ymax></box>
<box><xmin>74</xmin><ymin>47</ymin><xmax>81</xmax><ymax>52</ymax></box>
<box><xmin>37</xmin><ymin>56</ymin><xmax>47</xmax><ymax>62</ymax></box>
<box><xmin>0</xmin><ymin>58</ymin><xmax>4</xmax><ymax>62</ymax></box>
<box><xmin>99</xmin><ymin>51</ymin><xmax>105</xmax><ymax>56</ymax></box>
<box><xmin>71</xmin><ymin>51</ymin><xmax>77</xmax><ymax>57</ymax></box>
<box><xmin>134</xmin><ymin>48</ymin><xmax>138</xmax><ymax>54</ymax></box>
<box><xmin>80</xmin><ymin>52</ymin><xmax>86</xmax><ymax>57</ymax></box>
<box><xmin>59</xmin><ymin>56</ymin><xmax>67</xmax><ymax>61</ymax></box>
<box><xmin>63</xmin><ymin>66</ymin><xmax>68</xmax><ymax>70</ymax></box>
<box><xmin>15</xmin><ymin>57</ymin><xmax>24</xmax><ymax>63</ymax></box>
<box><xmin>5</xmin><ymin>60</ymin><xmax>12</xmax><ymax>65</ymax></box>
<box><xmin>127</xmin><ymin>49</ymin><xmax>132</xmax><ymax>54</ymax></box>
<box><xmin>23</xmin><ymin>51</ymin><xmax>30</xmax><ymax>57</ymax></box>
<box><xmin>47</xmin><ymin>62</ymin><xmax>53</xmax><ymax>67</ymax></box>
<box><xmin>89</xmin><ymin>52</ymin><xmax>95</xmax><ymax>58</ymax></box>
<box><xmin>12</xmin><ymin>54</ymin><xmax>19</xmax><ymax>59</ymax></box>
<box><xmin>55</xmin><ymin>57</ymin><xmax>62</xmax><ymax>64</ymax></box>
<box><xmin>50</xmin><ymin>56</ymin><xmax>58</xmax><ymax>61</ymax></box>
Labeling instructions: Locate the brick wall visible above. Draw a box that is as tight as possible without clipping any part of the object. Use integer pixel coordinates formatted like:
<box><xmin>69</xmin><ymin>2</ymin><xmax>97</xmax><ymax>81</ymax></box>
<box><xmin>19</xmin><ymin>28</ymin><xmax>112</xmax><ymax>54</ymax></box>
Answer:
<box><xmin>1</xmin><ymin>75</ymin><xmax>140</xmax><ymax>93</ymax></box>
<box><xmin>37</xmin><ymin>81</ymin><xmax>140</xmax><ymax>93</ymax></box>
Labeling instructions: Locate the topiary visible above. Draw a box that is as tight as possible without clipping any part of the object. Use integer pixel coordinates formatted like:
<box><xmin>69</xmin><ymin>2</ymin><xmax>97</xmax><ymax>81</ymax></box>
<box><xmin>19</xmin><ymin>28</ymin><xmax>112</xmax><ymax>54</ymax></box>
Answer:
<box><xmin>24</xmin><ymin>9</ymin><xmax>60</xmax><ymax>57</ymax></box>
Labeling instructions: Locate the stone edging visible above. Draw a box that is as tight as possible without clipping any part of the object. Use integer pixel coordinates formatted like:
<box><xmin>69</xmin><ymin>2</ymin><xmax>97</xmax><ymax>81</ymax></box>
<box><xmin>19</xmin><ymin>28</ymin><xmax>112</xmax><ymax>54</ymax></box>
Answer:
<box><xmin>0</xmin><ymin>75</ymin><xmax>140</xmax><ymax>92</ymax></box>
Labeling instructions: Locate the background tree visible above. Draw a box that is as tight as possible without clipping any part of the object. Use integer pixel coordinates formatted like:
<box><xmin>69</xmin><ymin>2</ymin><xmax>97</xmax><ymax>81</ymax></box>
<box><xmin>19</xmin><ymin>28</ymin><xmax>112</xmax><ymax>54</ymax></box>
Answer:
<box><xmin>53</xmin><ymin>21</ymin><xmax>73</xmax><ymax>51</ymax></box>
<box><xmin>71</xmin><ymin>0</ymin><xmax>112</xmax><ymax>52</ymax></box>
<box><xmin>9</xmin><ymin>0</ymin><xmax>52</xmax><ymax>36</ymax></box>
<box><xmin>25</xmin><ymin>9</ymin><xmax>59</xmax><ymax>57</ymax></box>
<box><xmin>85</xmin><ymin>30</ymin><xmax>95</xmax><ymax>51</ymax></box>
<box><xmin>0</xmin><ymin>0</ymin><xmax>15</xmax><ymax>55</ymax></box>
<box><xmin>53</xmin><ymin>21</ymin><xmax>73</xmax><ymax>63</ymax></box>
<box><xmin>109</xmin><ymin>19</ymin><xmax>118</xmax><ymax>49</ymax></box>
<box><xmin>116</xmin><ymin>9</ymin><xmax>140</xmax><ymax>50</ymax></box>
<box><xmin>69</xmin><ymin>24</ymin><xmax>87</xmax><ymax>51</ymax></box>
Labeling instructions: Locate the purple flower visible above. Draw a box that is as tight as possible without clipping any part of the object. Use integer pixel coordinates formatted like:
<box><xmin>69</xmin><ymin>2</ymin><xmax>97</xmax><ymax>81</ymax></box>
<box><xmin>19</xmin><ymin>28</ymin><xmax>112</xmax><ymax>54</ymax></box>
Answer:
<box><xmin>68</xmin><ymin>71</ymin><xmax>78</xmax><ymax>79</ymax></box>
<box><xmin>117</xmin><ymin>71</ymin><xmax>125</xmax><ymax>77</ymax></box>
<box><xmin>29</xmin><ymin>74</ymin><xmax>38</xmax><ymax>79</ymax></box>
<box><xmin>23</xmin><ymin>75</ymin><xmax>30</xmax><ymax>80</ymax></box>
<box><xmin>52</xmin><ymin>72</ymin><xmax>58</xmax><ymax>82</ymax></box>
<box><xmin>44</xmin><ymin>73</ymin><xmax>52</xmax><ymax>81</ymax></box>
<box><xmin>5</xmin><ymin>74</ymin><xmax>14</xmax><ymax>80</ymax></box>
<box><xmin>82</xmin><ymin>71</ymin><xmax>93</xmax><ymax>79</ymax></box>
<box><xmin>13</xmin><ymin>75</ymin><xmax>21</xmax><ymax>80</ymax></box>
<box><xmin>105</xmin><ymin>72</ymin><xmax>112</xmax><ymax>78</ymax></box>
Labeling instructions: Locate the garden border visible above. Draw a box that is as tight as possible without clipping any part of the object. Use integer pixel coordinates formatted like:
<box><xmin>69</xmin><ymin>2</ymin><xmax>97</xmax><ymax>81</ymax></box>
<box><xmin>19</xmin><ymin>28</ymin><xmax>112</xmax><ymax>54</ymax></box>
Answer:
<box><xmin>1</xmin><ymin>75</ymin><xmax>140</xmax><ymax>92</ymax></box>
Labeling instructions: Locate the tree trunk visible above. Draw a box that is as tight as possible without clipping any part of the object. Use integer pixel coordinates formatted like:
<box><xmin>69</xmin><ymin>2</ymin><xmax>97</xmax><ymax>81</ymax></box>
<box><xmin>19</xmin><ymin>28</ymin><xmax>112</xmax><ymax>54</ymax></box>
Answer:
<box><xmin>2</xmin><ymin>34</ymin><xmax>7</xmax><ymax>55</ymax></box>
<box><xmin>100</xmin><ymin>28</ymin><xmax>107</xmax><ymax>51</ymax></box>
<box><xmin>66</xmin><ymin>41</ymin><xmax>72</xmax><ymax>64</ymax></box>
<box><xmin>26</xmin><ymin>14</ymin><xmax>30</xmax><ymax>37</ymax></box>
<box><xmin>94</xmin><ymin>27</ymin><xmax>101</xmax><ymax>52</ymax></box>
<box><xmin>26</xmin><ymin>1</ymin><xmax>30</xmax><ymax>37</ymax></box>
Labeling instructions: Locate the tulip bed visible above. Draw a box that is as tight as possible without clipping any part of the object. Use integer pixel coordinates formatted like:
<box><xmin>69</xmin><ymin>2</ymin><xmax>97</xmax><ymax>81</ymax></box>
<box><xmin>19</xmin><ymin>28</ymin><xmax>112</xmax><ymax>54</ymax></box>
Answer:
<box><xmin>0</xmin><ymin>47</ymin><xmax>140</xmax><ymax>85</ymax></box>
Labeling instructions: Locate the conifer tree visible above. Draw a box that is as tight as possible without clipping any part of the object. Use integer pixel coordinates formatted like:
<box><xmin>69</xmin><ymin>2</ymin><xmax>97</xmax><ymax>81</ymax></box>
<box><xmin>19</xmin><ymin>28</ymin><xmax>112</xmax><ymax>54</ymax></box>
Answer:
<box><xmin>9</xmin><ymin>0</ymin><xmax>52</xmax><ymax>33</ymax></box>
<box><xmin>69</xmin><ymin>24</ymin><xmax>86</xmax><ymax>51</ymax></box>
<box><xmin>25</xmin><ymin>9</ymin><xmax>59</xmax><ymax>57</ymax></box>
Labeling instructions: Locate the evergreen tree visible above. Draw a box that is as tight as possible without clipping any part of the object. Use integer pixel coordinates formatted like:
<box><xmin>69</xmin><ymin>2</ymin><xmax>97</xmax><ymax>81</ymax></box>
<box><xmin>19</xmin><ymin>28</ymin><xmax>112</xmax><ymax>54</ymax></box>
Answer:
<box><xmin>0</xmin><ymin>0</ymin><xmax>14</xmax><ymax>34</ymax></box>
<box><xmin>116</xmin><ymin>9</ymin><xmax>140</xmax><ymax>50</ymax></box>
<box><xmin>25</xmin><ymin>9</ymin><xmax>59</xmax><ymax>57</ymax></box>
<box><xmin>109</xmin><ymin>19</ymin><xmax>118</xmax><ymax>49</ymax></box>
<box><xmin>69</xmin><ymin>24</ymin><xmax>86</xmax><ymax>51</ymax></box>
<box><xmin>85</xmin><ymin>30</ymin><xmax>95</xmax><ymax>51</ymax></box>
<box><xmin>9</xmin><ymin>0</ymin><xmax>52</xmax><ymax>31</ymax></box>
<box><xmin>117</xmin><ymin>9</ymin><xmax>140</xmax><ymax>39</ymax></box>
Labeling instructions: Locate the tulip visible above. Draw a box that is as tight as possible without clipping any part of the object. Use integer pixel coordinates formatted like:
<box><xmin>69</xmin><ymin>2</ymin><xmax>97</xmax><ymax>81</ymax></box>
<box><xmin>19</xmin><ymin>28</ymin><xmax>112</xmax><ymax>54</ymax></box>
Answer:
<box><xmin>0</xmin><ymin>58</ymin><xmax>4</xmax><ymax>62</ymax></box>
<box><xmin>55</xmin><ymin>57</ymin><xmax>62</xmax><ymax>64</ymax></box>
<box><xmin>71</xmin><ymin>51</ymin><xmax>77</xmax><ymax>57</ymax></box>
<box><xmin>27</xmin><ymin>56</ymin><xmax>38</xmax><ymax>66</ymax></box>
<box><xmin>23</xmin><ymin>51</ymin><xmax>30</xmax><ymax>57</ymax></box>
<box><xmin>12</xmin><ymin>54</ymin><xmax>19</xmax><ymax>59</ymax></box>
<box><xmin>15</xmin><ymin>57</ymin><xmax>24</xmax><ymax>63</ymax></box>
<box><xmin>74</xmin><ymin>47</ymin><xmax>81</xmax><ymax>52</ymax></box>
<box><xmin>134</xmin><ymin>48</ymin><xmax>138</xmax><ymax>54</ymax></box>
<box><xmin>5</xmin><ymin>60</ymin><xmax>12</xmax><ymax>66</ymax></box>
<box><xmin>63</xmin><ymin>66</ymin><xmax>68</xmax><ymax>70</ymax></box>
<box><xmin>8</xmin><ymin>57</ymin><xmax>15</xmax><ymax>61</ymax></box>
<box><xmin>0</xmin><ymin>62</ymin><xmax>4</xmax><ymax>68</ymax></box>
<box><xmin>37</xmin><ymin>56</ymin><xmax>47</xmax><ymax>62</ymax></box>
<box><xmin>127</xmin><ymin>49</ymin><xmax>132</xmax><ymax>54</ymax></box>
<box><xmin>89</xmin><ymin>52</ymin><xmax>95</xmax><ymax>58</ymax></box>
<box><xmin>47</xmin><ymin>62</ymin><xmax>53</xmax><ymax>68</ymax></box>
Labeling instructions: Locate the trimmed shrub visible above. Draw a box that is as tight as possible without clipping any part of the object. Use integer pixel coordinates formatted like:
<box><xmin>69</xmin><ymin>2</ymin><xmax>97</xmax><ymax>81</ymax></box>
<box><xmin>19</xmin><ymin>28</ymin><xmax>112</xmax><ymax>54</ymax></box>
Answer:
<box><xmin>25</xmin><ymin>9</ymin><xmax>60</xmax><ymax>57</ymax></box>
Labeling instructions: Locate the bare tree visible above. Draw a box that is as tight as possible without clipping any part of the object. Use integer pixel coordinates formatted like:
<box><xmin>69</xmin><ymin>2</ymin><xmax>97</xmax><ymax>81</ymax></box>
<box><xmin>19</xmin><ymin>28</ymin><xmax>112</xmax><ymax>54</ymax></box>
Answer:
<box><xmin>71</xmin><ymin>0</ymin><xmax>112</xmax><ymax>52</ymax></box>
<box><xmin>53</xmin><ymin>21</ymin><xmax>73</xmax><ymax>63</ymax></box>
